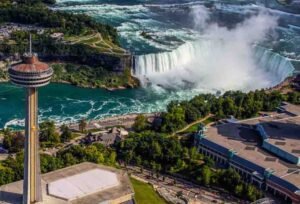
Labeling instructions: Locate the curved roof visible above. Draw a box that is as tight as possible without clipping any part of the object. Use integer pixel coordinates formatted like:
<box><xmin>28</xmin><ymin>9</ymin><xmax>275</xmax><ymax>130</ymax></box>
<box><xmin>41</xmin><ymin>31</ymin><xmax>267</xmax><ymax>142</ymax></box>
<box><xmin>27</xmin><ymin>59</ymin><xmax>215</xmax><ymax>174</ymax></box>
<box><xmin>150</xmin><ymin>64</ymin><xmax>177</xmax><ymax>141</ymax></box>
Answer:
<box><xmin>10</xmin><ymin>54</ymin><xmax>50</xmax><ymax>73</ymax></box>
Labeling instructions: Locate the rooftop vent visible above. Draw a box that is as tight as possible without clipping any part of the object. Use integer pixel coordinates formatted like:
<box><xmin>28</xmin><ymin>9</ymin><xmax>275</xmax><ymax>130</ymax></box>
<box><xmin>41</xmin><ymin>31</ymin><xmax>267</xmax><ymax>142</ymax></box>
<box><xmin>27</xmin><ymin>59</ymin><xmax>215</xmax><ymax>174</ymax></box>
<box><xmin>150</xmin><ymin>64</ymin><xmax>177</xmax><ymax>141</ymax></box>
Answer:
<box><xmin>245</xmin><ymin>146</ymin><xmax>256</xmax><ymax>151</ymax></box>
<box><xmin>265</xmin><ymin>157</ymin><xmax>277</xmax><ymax>162</ymax></box>
<box><xmin>275</xmin><ymin>141</ymin><xmax>286</xmax><ymax>145</ymax></box>
<box><xmin>291</xmin><ymin>149</ymin><xmax>300</xmax><ymax>154</ymax></box>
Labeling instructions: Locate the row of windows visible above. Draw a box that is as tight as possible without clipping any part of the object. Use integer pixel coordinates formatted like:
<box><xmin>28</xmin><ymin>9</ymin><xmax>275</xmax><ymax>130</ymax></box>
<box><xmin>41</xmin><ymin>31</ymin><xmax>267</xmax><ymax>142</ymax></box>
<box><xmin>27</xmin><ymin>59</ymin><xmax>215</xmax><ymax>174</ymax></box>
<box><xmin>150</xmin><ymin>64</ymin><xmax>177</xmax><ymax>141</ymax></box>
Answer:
<box><xmin>11</xmin><ymin>79</ymin><xmax>51</xmax><ymax>87</ymax></box>
<box><xmin>10</xmin><ymin>75</ymin><xmax>52</xmax><ymax>82</ymax></box>
<box><xmin>8</xmin><ymin>69</ymin><xmax>53</xmax><ymax>76</ymax></box>
<box><xmin>198</xmin><ymin>145</ymin><xmax>296</xmax><ymax>202</ymax></box>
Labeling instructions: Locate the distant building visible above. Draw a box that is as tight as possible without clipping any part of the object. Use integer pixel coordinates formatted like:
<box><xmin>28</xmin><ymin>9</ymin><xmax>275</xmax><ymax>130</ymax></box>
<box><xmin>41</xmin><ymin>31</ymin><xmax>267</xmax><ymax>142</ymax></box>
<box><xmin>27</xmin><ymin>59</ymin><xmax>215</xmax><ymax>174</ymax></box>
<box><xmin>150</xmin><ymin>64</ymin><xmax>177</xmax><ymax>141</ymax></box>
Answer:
<box><xmin>194</xmin><ymin>102</ymin><xmax>300</xmax><ymax>203</ymax></box>
<box><xmin>84</xmin><ymin>127</ymin><xmax>128</xmax><ymax>146</ymax></box>
<box><xmin>50</xmin><ymin>33</ymin><xmax>64</xmax><ymax>39</ymax></box>
<box><xmin>0</xmin><ymin>162</ymin><xmax>134</xmax><ymax>204</ymax></box>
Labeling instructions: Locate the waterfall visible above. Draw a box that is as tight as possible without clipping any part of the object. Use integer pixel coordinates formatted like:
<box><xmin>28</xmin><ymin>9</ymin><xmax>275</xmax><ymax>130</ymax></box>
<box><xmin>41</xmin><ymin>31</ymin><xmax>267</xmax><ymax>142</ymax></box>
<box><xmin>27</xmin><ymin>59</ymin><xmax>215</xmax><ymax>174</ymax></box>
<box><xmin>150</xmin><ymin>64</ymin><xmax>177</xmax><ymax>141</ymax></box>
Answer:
<box><xmin>254</xmin><ymin>46</ymin><xmax>295</xmax><ymax>82</ymax></box>
<box><xmin>134</xmin><ymin>40</ymin><xmax>214</xmax><ymax>75</ymax></box>
<box><xmin>134</xmin><ymin>40</ymin><xmax>295</xmax><ymax>86</ymax></box>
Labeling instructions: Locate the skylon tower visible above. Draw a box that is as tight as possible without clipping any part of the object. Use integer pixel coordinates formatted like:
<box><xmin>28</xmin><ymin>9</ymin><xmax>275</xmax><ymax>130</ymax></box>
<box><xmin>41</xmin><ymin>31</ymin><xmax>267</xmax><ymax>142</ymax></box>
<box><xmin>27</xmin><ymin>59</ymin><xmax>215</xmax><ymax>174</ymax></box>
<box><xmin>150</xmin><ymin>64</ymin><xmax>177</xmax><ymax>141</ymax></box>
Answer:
<box><xmin>8</xmin><ymin>36</ymin><xmax>53</xmax><ymax>204</ymax></box>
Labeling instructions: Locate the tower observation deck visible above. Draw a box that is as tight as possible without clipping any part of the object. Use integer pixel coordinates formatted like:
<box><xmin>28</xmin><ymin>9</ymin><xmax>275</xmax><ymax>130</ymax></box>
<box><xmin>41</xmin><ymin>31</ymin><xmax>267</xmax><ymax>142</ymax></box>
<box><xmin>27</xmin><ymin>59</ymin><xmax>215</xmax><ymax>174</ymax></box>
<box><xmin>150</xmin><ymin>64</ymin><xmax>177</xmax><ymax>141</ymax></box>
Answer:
<box><xmin>8</xmin><ymin>36</ymin><xmax>53</xmax><ymax>204</ymax></box>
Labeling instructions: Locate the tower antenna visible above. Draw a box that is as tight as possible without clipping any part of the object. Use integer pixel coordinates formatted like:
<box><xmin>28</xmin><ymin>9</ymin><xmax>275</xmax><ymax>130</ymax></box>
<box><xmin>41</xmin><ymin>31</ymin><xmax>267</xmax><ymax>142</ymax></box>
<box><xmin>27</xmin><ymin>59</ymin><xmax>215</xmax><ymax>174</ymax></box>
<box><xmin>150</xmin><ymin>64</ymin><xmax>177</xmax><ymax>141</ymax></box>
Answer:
<box><xmin>29</xmin><ymin>34</ymin><xmax>32</xmax><ymax>55</ymax></box>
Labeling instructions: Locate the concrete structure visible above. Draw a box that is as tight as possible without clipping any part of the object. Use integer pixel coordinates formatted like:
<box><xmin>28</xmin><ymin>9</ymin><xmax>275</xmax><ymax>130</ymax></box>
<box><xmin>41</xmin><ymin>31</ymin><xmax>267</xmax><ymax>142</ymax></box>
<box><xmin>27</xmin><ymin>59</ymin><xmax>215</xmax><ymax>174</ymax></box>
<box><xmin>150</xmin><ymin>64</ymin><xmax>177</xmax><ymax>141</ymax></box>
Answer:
<box><xmin>194</xmin><ymin>103</ymin><xmax>300</xmax><ymax>203</ymax></box>
<box><xmin>0</xmin><ymin>162</ymin><xmax>134</xmax><ymax>204</ymax></box>
<box><xmin>8</xmin><ymin>37</ymin><xmax>53</xmax><ymax>204</ymax></box>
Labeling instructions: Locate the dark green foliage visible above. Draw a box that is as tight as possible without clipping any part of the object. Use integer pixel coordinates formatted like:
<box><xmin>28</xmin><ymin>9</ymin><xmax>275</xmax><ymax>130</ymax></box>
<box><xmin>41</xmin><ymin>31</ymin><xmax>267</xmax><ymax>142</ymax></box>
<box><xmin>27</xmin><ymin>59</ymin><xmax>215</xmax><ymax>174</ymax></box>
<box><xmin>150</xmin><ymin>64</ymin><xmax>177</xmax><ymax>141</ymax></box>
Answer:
<box><xmin>181</xmin><ymin>101</ymin><xmax>201</xmax><ymax>123</ymax></box>
<box><xmin>116</xmin><ymin>132</ymin><xmax>263</xmax><ymax>202</ymax></box>
<box><xmin>201</xmin><ymin>165</ymin><xmax>212</xmax><ymax>186</ymax></box>
<box><xmin>161</xmin><ymin>101</ymin><xmax>186</xmax><ymax>132</ymax></box>
<box><xmin>56</xmin><ymin>143</ymin><xmax>116</xmax><ymax>167</ymax></box>
<box><xmin>116</xmin><ymin>131</ymin><xmax>200</xmax><ymax>173</ymax></box>
<box><xmin>40</xmin><ymin>153</ymin><xmax>63</xmax><ymax>173</ymax></box>
<box><xmin>0</xmin><ymin>3</ymin><xmax>118</xmax><ymax>43</ymax></box>
<box><xmin>39</xmin><ymin>120</ymin><xmax>60</xmax><ymax>145</ymax></box>
<box><xmin>287</xmin><ymin>91</ymin><xmax>300</xmax><ymax>104</ymax></box>
<box><xmin>60</xmin><ymin>124</ymin><xmax>73</xmax><ymax>143</ymax></box>
<box><xmin>78</xmin><ymin>118</ymin><xmax>87</xmax><ymax>133</ymax></box>
<box><xmin>0</xmin><ymin>143</ymin><xmax>117</xmax><ymax>185</ymax></box>
<box><xmin>0</xmin><ymin>165</ymin><xmax>14</xmax><ymax>185</ymax></box>
<box><xmin>218</xmin><ymin>168</ymin><xmax>241</xmax><ymax>190</ymax></box>
<box><xmin>51</xmin><ymin>64</ymin><xmax>138</xmax><ymax>89</ymax></box>
<box><xmin>216</xmin><ymin>168</ymin><xmax>263</xmax><ymax>201</ymax></box>
<box><xmin>2</xmin><ymin>129</ymin><xmax>24</xmax><ymax>153</ymax></box>
<box><xmin>133</xmin><ymin>114</ymin><xmax>148</xmax><ymax>132</ymax></box>
<box><xmin>1</xmin><ymin>153</ymin><xmax>24</xmax><ymax>182</ymax></box>
<box><xmin>159</xmin><ymin>90</ymin><xmax>285</xmax><ymax>133</ymax></box>
<box><xmin>0</xmin><ymin>32</ymin><xmax>121</xmax><ymax>69</ymax></box>
<box><xmin>14</xmin><ymin>0</ymin><xmax>56</xmax><ymax>5</ymax></box>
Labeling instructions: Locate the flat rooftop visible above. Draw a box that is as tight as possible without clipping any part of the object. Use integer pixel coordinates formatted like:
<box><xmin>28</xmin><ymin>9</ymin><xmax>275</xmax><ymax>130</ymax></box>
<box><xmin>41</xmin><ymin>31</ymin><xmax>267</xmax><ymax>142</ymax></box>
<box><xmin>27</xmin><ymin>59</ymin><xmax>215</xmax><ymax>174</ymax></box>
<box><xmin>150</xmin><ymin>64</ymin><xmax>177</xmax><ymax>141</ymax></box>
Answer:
<box><xmin>261</xmin><ymin>116</ymin><xmax>300</xmax><ymax>157</ymax></box>
<box><xmin>205</xmin><ymin>115</ymin><xmax>300</xmax><ymax>189</ymax></box>
<box><xmin>222</xmin><ymin>111</ymin><xmax>300</xmax><ymax>158</ymax></box>
<box><xmin>48</xmin><ymin>169</ymin><xmax>120</xmax><ymax>201</ymax></box>
<box><xmin>281</xmin><ymin>102</ymin><xmax>300</xmax><ymax>116</ymax></box>
<box><xmin>0</xmin><ymin>162</ymin><xmax>134</xmax><ymax>204</ymax></box>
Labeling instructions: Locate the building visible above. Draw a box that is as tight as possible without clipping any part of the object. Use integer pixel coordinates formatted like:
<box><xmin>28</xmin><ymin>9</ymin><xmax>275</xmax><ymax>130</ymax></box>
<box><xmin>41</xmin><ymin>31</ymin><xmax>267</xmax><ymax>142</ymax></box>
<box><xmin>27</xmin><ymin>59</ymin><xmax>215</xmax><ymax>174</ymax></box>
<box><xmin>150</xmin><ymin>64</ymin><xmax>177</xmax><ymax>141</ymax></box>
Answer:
<box><xmin>50</xmin><ymin>33</ymin><xmax>64</xmax><ymax>40</ymax></box>
<box><xmin>0</xmin><ymin>162</ymin><xmax>134</xmax><ymax>204</ymax></box>
<box><xmin>84</xmin><ymin>127</ymin><xmax>128</xmax><ymax>146</ymax></box>
<box><xmin>194</xmin><ymin>103</ymin><xmax>300</xmax><ymax>203</ymax></box>
<box><xmin>8</xmin><ymin>36</ymin><xmax>53</xmax><ymax>204</ymax></box>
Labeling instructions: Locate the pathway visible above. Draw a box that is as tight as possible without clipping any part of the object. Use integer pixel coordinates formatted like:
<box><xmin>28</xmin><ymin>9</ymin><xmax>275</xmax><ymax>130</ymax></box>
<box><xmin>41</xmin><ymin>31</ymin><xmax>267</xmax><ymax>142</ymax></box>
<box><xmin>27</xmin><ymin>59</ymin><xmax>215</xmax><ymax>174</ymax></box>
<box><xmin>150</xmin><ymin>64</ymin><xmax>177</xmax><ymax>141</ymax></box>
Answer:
<box><xmin>175</xmin><ymin>114</ymin><xmax>213</xmax><ymax>135</ymax></box>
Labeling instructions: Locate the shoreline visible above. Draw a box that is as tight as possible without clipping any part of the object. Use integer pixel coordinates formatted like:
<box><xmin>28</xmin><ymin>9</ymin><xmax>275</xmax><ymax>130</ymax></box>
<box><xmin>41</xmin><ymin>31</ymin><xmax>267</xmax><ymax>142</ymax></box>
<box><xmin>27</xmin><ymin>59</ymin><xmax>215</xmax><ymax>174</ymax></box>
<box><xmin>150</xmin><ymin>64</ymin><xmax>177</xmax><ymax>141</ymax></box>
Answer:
<box><xmin>2</xmin><ymin>112</ymin><xmax>160</xmax><ymax>131</ymax></box>
<box><xmin>0</xmin><ymin>79</ymin><xmax>139</xmax><ymax>91</ymax></box>
<box><xmin>68</xmin><ymin>112</ymin><xmax>160</xmax><ymax>131</ymax></box>
<box><xmin>1</xmin><ymin>75</ymin><xmax>298</xmax><ymax>130</ymax></box>
<box><xmin>1</xmin><ymin>72</ymin><xmax>296</xmax><ymax>91</ymax></box>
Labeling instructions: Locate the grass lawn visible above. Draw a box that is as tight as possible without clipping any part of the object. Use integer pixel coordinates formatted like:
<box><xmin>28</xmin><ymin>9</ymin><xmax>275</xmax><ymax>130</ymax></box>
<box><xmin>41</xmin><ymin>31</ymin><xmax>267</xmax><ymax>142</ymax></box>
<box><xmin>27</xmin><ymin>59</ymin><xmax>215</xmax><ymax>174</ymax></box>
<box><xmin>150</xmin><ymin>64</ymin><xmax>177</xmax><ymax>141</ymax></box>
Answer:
<box><xmin>64</xmin><ymin>33</ymin><xmax>125</xmax><ymax>55</ymax></box>
<box><xmin>130</xmin><ymin>177</ymin><xmax>167</xmax><ymax>204</ymax></box>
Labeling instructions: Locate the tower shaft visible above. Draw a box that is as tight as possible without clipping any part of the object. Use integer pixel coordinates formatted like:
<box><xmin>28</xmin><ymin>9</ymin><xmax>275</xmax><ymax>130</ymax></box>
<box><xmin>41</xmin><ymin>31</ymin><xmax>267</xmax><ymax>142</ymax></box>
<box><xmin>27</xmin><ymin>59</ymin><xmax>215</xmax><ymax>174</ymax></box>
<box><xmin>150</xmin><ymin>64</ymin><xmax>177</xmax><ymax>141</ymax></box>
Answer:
<box><xmin>23</xmin><ymin>88</ymin><xmax>42</xmax><ymax>204</ymax></box>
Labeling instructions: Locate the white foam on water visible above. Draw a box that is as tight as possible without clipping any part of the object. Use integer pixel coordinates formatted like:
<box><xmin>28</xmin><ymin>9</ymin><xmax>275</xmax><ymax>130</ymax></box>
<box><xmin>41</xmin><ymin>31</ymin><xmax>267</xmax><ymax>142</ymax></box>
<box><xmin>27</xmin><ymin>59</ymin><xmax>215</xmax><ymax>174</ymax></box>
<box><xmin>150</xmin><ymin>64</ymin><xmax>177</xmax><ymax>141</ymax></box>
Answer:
<box><xmin>134</xmin><ymin>10</ymin><xmax>295</xmax><ymax>91</ymax></box>
<box><xmin>2</xmin><ymin>1</ymin><xmax>293</xmax><ymax>128</ymax></box>
<box><xmin>4</xmin><ymin>119</ymin><xmax>25</xmax><ymax>129</ymax></box>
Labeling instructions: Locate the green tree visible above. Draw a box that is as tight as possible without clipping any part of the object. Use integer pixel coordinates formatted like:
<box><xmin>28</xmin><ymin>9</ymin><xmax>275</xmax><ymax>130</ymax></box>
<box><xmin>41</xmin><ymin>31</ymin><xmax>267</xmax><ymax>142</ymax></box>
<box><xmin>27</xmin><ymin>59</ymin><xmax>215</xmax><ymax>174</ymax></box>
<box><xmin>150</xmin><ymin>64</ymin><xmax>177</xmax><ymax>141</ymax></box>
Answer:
<box><xmin>61</xmin><ymin>152</ymin><xmax>77</xmax><ymax>166</ymax></box>
<box><xmin>60</xmin><ymin>124</ymin><xmax>73</xmax><ymax>143</ymax></box>
<box><xmin>0</xmin><ymin>165</ymin><xmax>14</xmax><ymax>185</ymax></box>
<box><xmin>79</xmin><ymin>118</ymin><xmax>87</xmax><ymax>133</ymax></box>
<box><xmin>234</xmin><ymin>183</ymin><xmax>244</xmax><ymax>196</ymax></box>
<box><xmin>39</xmin><ymin>120</ymin><xmax>60</xmax><ymax>144</ymax></box>
<box><xmin>183</xmin><ymin>103</ymin><xmax>201</xmax><ymax>123</ymax></box>
<box><xmin>3</xmin><ymin>129</ymin><xmax>24</xmax><ymax>153</ymax></box>
<box><xmin>201</xmin><ymin>166</ymin><xmax>212</xmax><ymax>186</ymax></box>
<box><xmin>287</xmin><ymin>92</ymin><xmax>300</xmax><ymax>104</ymax></box>
<box><xmin>107</xmin><ymin>151</ymin><xmax>116</xmax><ymax>165</ymax></box>
<box><xmin>2</xmin><ymin>128</ymin><xmax>13</xmax><ymax>150</ymax></box>
<box><xmin>133</xmin><ymin>114</ymin><xmax>148</xmax><ymax>132</ymax></box>
<box><xmin>245</xmin><ymin>184</ymin><xmax>261</xmax><ymax>201</ymax></box>
<box><xmin>161</xmin><ymin>102</ymin><xmax>186</xmax><ymax>132</ymax></box>
<box><xmin>218</xmin><ymin>168</ymin><xmax>241</xmax><ymax>190</ymax></box>
<box><xmin>40</xmin><ymin>154</ymin><xmax>63</xmax><ymax>173</ymax></box>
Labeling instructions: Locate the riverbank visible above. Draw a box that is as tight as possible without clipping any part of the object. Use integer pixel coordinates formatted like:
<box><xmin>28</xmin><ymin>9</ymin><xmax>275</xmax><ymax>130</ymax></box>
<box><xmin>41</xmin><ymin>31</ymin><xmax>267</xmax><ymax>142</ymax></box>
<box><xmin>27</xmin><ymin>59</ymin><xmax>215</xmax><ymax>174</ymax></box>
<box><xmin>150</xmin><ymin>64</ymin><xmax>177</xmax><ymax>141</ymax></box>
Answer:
<box><xmin>67</xmin><ymin>112</ymin><xmax>159</xmax><ymax>131</ymax></box>
<box><xmin>267</xmin><ymin>74</ymin><xmax>300</xmax><ymax>93</ymax></box>
<box><xmin>0</xmin><ymin>62</ymin><xmax>141</xmax><ymax>90</ymax></box>
<box><xmin>0</xmin><ymin>1</ymin><xmax>137</xmax><ymax>88</ymax></box>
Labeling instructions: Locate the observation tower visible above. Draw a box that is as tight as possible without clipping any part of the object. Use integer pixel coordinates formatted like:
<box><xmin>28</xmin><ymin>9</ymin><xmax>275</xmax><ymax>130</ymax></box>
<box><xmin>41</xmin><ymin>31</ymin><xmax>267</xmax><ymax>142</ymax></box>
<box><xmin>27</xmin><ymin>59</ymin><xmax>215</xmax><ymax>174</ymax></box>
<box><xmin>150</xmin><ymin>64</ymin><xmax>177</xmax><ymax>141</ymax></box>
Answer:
<box><xmin>8</xmin><ymin>36</ymin><xmax>53</xmax><ymax>204</ymax></box>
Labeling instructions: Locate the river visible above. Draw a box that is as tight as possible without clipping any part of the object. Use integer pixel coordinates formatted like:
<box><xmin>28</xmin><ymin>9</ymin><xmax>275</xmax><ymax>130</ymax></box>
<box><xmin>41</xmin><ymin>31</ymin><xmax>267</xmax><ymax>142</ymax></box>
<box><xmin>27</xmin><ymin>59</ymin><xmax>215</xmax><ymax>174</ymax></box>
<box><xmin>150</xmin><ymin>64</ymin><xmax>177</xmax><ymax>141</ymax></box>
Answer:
<box><xmin>1</xmin><ymin>0</ymin><xmax>300</xmax><ymax>128</ymax></box>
